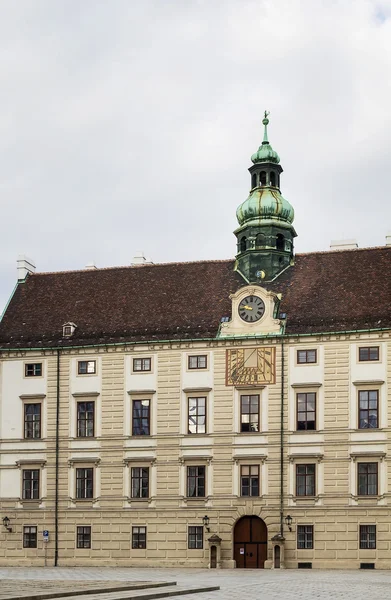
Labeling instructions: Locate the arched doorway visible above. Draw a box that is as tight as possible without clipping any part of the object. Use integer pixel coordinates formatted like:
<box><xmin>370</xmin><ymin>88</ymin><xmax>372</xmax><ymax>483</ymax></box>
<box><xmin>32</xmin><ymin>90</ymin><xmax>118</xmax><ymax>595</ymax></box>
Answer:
<box><xmin>234</xmin><ymin>516</ymin><xmax>268</xmax><ymax>568</ymax></box>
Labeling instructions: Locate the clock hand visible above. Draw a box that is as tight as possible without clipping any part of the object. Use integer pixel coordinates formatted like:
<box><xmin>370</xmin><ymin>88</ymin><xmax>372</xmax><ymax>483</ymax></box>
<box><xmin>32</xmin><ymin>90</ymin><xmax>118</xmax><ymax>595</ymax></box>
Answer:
<box><xmin>242</xmin><ymin>305</ymin><xmax>253</xmax><ymax>310</ymax></box>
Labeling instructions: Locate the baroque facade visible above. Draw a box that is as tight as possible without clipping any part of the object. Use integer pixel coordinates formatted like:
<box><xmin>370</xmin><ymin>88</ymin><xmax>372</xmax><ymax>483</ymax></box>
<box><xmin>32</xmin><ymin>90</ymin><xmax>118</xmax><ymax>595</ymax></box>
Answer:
<box><xmin>0</xmin><ymin>115</ymin><xmax>390</xmax><ymax>569</ymax></box>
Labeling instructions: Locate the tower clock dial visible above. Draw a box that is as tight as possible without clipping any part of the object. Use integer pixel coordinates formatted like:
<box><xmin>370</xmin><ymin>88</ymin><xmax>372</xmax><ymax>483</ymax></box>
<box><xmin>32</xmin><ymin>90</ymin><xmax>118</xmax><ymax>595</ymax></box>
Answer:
<box><xmin>238</xmin><ymin>295</ymin><xmax>265</xmax><ymax>323</ymax></box>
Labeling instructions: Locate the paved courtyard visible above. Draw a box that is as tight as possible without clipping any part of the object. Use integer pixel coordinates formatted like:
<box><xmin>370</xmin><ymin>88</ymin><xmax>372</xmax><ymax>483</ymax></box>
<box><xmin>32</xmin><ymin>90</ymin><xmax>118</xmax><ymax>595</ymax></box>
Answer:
<box><xmin>1</xmin><ymin>567</ymin><xmax>391</xmax><ymax>600</ymax></box>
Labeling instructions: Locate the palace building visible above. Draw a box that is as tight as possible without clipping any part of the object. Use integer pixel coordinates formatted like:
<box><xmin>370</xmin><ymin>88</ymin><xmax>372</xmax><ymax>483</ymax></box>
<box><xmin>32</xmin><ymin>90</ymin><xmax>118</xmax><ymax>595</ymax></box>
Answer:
<box><xmin>0</xmin><ymin>114</ymin><xmax>390</xmax><ymax>569</ymax></box>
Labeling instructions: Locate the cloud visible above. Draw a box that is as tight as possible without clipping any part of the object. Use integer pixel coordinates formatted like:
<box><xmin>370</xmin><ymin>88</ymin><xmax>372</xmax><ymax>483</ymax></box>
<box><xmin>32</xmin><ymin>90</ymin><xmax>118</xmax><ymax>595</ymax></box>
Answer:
<box><xmin>1</xmin><ymin>0</ymin><xmax>391</xmax><ymax>313</ymax></box>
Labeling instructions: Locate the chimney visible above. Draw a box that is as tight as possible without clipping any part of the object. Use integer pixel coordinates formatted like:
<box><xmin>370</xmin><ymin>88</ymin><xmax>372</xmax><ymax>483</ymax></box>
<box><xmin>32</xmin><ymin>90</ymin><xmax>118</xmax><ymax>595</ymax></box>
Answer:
<box><xmin>330</xmin><ymin>239</ymin><xmax>358</xmax><ymax>251</ymax></box>
<box><xmin>17</xmin><ymin>255</ymin><xmax>36</xmax><ymax>281</ymax></box>
<box><xmin>386</xmin><ymin>234</ymin><xmax>391</xmax><ymax>247</ymax></box>
<box><xmin>131</xmin><ymin>251</ymin><xmax>153</xmax><ymax>266</ymax></box>
<box><xmin>85</xmin><ymin>262</ymin><xmax>98</xmax><ymax>270</ymax></box>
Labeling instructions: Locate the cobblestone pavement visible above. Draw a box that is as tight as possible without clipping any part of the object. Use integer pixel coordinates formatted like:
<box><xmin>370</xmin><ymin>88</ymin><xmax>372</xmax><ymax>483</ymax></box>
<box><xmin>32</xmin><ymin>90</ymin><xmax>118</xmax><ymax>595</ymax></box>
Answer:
<box><xmin>1</xmin><ymin>568</ymin><xmax>391</xmax><ymax>600</ymax></box>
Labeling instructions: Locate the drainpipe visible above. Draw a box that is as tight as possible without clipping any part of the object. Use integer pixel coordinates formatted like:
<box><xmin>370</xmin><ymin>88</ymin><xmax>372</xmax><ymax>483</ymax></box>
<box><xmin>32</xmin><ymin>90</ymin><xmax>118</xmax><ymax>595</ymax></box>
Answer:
<box><xmin>54</xmin><ymin>349</ymin><xmax>60</xmax><ymax>566</ymax></box>
<box><xmin>280</xmin><ymin>339</ymin><xmax>284</xmax><ymax>537</ymax></box>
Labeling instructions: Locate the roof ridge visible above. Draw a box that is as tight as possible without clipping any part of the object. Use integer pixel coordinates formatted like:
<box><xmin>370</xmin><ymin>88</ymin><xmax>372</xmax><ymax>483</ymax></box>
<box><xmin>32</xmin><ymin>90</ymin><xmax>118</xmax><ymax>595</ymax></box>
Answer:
<box><xmin>296</xmin><ymin>245</ymin><xmax>391</xmax><ymax>257</ymax></box>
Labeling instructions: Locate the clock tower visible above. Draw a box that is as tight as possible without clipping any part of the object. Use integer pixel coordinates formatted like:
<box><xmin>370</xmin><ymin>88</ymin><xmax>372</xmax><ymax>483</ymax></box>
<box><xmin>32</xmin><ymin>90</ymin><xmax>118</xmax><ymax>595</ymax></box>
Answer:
<box><xmin>234</xmin><ymin>112</ymin><xmax>297</xmax><ymax>283</ymax></box>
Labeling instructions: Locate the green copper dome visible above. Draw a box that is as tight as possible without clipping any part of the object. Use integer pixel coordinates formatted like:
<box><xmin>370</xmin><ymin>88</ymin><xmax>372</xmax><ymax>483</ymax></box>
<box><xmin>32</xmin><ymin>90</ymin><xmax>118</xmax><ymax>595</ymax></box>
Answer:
<box><xmin>251</xmin><ymin>112</ymin><xmax>280</xmax><ymax>164</ymax></box>
<box><xmin>236</xmin><ymin>187</ymin><xmax>294</xmax><ymax>226</ymax></box>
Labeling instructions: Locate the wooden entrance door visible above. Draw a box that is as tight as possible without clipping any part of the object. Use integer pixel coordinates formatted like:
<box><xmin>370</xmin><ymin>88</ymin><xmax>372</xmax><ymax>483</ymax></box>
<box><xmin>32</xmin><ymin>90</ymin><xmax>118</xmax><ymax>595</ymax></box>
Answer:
<box><xmin>234</xmin><ymin>516</ymin><xmax>268</xmax><ymax>568</ymax></box>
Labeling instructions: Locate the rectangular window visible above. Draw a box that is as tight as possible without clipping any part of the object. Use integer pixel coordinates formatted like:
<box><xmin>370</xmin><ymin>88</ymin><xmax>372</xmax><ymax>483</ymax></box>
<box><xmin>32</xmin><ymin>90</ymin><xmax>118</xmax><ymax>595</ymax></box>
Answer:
<box><xmin>360</xmin><ymin>525</ymin><xmax>376</xmax><ymax>549</ymax></box>
<box><xmin>77</xmin><ymin>526</ymin><xmax>92</xmax><ymax>548</ymax></box>
<box><xmin>359</xmin><ymin>347</ymin><xmax>379</xmax><ymax>362</ymax></box>
<box><xmin>188</xmin><ymin>525</ymin><xmax>203</xmax><ymax>549</ymax></box>
<box><xmin>297</xmin><ymin>392</ymin><xmax>316</xmax><ymax>431</ymax></box>
<box><xmin>76</xmin><ymin>468</ymin><xmax>94</xmax><ymax>499</ymax></box>
<box><xmin>132</xmin><ymin>526</ymin><xmax>147</xmax><ymax>549</ymax></box>
<box><xmin>296</xmin><ymin>464</ymin><xmax>315</xmax><ymax>497</ymax></box>
<box><xmin>24</xmin><ymin>404</ymin><xmax>41</xmax><ymax>439</ymax></box>
<box><xmin>77</xmin><ymin>401</ymin><xmax>95</xmax><ymax>437</ymax></box>
<box><xmin>297</xmin><ymin>350</ymin><xmax>317</xmax><ymax>364</ymax></box>
<box><xmin>22</xmin><ymin>469</ymin><xmax>39</xmax><ymax>500</ymax></box>
<box><xmin>358</xmin><ymin>463</ymin><xmax>378</xmax><ymax>496</ymax></box>
<box><xmin>240</xmin><ymin>465</ymin><xmax>259</xmax><ymax>497</ymax></box>
<box><xmin>358</xmin><ymin>390</ymin><xmax>378</xmax><ymax>429</ymax></box>
<box><xmin>240</xmin><ymin>395</ymin><xmax>259</xmax><ymax>432</ymax></box>
<box><xmin>132</xmin><ymin>400</ymin><xmax>150</xmax><ymax>436</ymax></box>
<box><xmin>78</xmin><ymin>360</ymin><xmax>96</xmax><ymax>375</ymax></box>
<box><xmin>187</xmin><ymin>466</ymin><xmax>205</xmax><ymax>497</ymax></box>
<box><xmin>188</xmin><ymin>397</ymin><xmax>206</xmax><ymax>434</ymax></box>
<box><xmin>133</xmin><ymin>357</ymin><xmax>151</xmax><ymax>372</ymax></box>
<box><xmin>25</xmin><ymin>363</ymin><xmax>42</xmax><ymax>377</ymax></box>
<box><xmin>188</xmin><ymin>355</ymin><xmax>207</xmax><ymax>369</ymax></box>
<box><xmin>131</xmin><ymin>467</ymin><xmax>149</xmax><ymax>498</ymax></box>
<box><xmin>23</xmin><ymin>526</ymin><xmax>37</xmax><ymax>548</ymax></box>
<box><xmin>297</xmin><ymin>525</ymin><xmax>314</xmax><ymax>549</ymax></box>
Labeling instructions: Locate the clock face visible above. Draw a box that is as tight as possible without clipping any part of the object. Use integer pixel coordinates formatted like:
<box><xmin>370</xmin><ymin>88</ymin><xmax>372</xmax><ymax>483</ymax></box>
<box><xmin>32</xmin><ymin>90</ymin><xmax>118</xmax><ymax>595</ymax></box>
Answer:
<box><xmin>238</xmin><ymin>295</ymin><xmax>265</xmax><ymax>323</ymax></box>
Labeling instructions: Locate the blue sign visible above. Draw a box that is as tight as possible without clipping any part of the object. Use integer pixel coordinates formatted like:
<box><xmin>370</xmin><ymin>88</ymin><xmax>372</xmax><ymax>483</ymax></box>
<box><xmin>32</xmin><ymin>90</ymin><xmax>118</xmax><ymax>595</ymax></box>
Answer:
<box><xmin>43</xmin><ymin>530</ymin><xmax>49</xmax><ymax>537</ymax></box>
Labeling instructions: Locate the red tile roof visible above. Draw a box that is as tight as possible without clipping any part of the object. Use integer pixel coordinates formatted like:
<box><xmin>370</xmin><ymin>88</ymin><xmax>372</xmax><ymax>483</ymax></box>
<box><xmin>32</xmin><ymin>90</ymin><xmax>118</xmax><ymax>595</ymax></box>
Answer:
<box><xmin>0</xmin><ymin>247</ymin><xmax>390</xmax><ymax>349</ymax></box>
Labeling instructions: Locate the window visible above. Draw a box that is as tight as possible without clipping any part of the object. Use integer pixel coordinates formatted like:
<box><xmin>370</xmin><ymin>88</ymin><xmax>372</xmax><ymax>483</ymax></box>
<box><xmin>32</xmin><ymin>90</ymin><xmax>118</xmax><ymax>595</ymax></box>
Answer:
<box><xmin>358</xmin><ymin>463</ymin><xmax>378</xmax><ymax>496</ymax></box>
<box><xmin>25</xmin><ymin>363</ymin><xmax>42</xmax><ymax>377</ymax></box>
<box><xmin>297</xmin><ymin>525</ymin><xmax>314</xmax><ymax>549</ymax></box>
<box><xmin>188</xmin><ymin>355</ymin><xmax>207</xmax><ymax>370</ymax></box>
<box><xmin>260</xmin><ymin>171</ymin><xmax>266</xmax><ymax>185</ymax></box>
<box><xmin>358</xmin><ymin>390</ymin><xmax>378</xmax><ymax>429</ymax></box>
<box><xmin>240</xmin><ymin>236</ymin><xmax>247</xmax><ymax>252</ymax></box>
<box><xmin>188</xmin><ymin>397</ymin><xmax>206</xmax><ymax>434</ymax></box>
<box><xmin>23</xmin><ymin>526</ymin><xmax>37</xmax><ymax>548</ymax></box>
<box><xmin>133</xmin><ymin>357</ymin><xmax>151</xmax><ymax>372</ymax></box>
<box><xmin>188</xmin><ymin>526</ymin><xmax>203</xmax><ymax>549</ymax></box>
<box><xmin>78</xmin><ymin>360</ymin><xmax>96</xmax><ymax>375</ymax></box>
<box><xmin>297</xmin><ymin>350</ymin><xmax>317</xmax><ymax>364</ymax></box>
<box><xmin>76</xmin><ymin>468</ymin><xmax>94</xmax><ymax>499</ymax></box>
<box><xmin>77</xmin><ymin>526</ymin><xmax>91</xmax><ymax>549</ymax></box>
<box><xmin>77</xmin><ymin>402</ymin><xmax>95</xmax><ymax>437</ymax></box>
<box><xmin>251</xmin><ymin>173</ymin><xmax>257</xmax><ymax>188</ymax></box>
<box><xmin>297</xmin><ymin>393</ymin><xmax>316</xmax><ymax>430</ymax></box>
<box><xmin>240</xmin><ymin>395</ymin><xmax>259</xmax><ymax>432</ymax></box>
<box><xmin>63</xmin><ymin>322</ymin><xmax>76</xmax><ymax>337</ymax></box>
<box><xmin>132</xmin><ymin>400</ymin><xmax>150</xmax><ymax>436</ymax></box>
<box><xmin>22</xmin><ymin>469</ymin><xmax>39</xmax><ymax>500</ymax></box>
<box><xmin>24</xmin><ymin>404</ymin><xmax>41</xmax><ymax>439</ymax></box>
<box><xmin>240</xmin><ymin>465</ymin><xmax>259</xmax><ymax>497</ymax></box>
<box><xmin>270</xmin><ymin>171</ymin><xmax>276</xmax><ymax>186</ymax></box>
<box><xmin>187</xmin><ymin>466</ymin><xmax>205</xmax><ymax>498</ymax></box>
<box><xmin>131</xmin><ymin>467</ymin><xmax>149</xmax><ymax>498</ymax></box>
<box><xmin>296</xmin><ymin>464</ymin><xmax>315</xmax><ymax>497</ymax></box>
<box><xmin>276</xmin><ymin>233</ymin><xmax>285</xmax><ymax>251</ymax></box>
<box><xmin>132</xmin><ymin>526</ymin><xmax>147</xmax><ymax>549</ymax></box>
<box><xmin>359</xmin><ymin>347</ymin><xmax>379</xmax><ymax>362</ymax></box>
<box><xmin>360</xmin><ymin>525</ymin><xmax>376</xmax><ymax>549</ymax></box>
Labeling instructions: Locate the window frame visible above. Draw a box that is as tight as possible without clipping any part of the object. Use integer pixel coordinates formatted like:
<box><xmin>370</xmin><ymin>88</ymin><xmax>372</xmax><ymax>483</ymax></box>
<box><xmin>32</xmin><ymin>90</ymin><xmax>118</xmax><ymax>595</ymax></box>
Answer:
<box><xmin>240</xmin><ymin>465</ymin><xmax>260</xmax><ymax>497</ymax></box>
<box><xmin>77</xmin><ymin>360</ymin><xmax>96</xmax><ymax>375</ymax></box>
<box><xmin>24</xmin><ymin>363</ymin><xmax>43</xmax><ymax>377</ymax></box>
<box><xmin>24</xmin><ymin>403</ymin><xmax>42</xmax><ymax>439</ymax></box>
<box><xmin>132</xmin><ymin>399</ymin><xmax>151</xmax><ymax>436</ymax></box>
<box><xmin>240</xmin><ymin>394</ymin><xmax>260</xmax><ymax>433</ymax></box>
<box><xmin>22</xmin><ymin>469</ymin><xmax>40</xmax><ymax>500</ymax></box>
<box><xmin>188</xmin><ymin>355</ymin><xmax>208</xmax><ymax>370</ymax></box>
<box><xmin>23</xmin><ymin>525</ymin><xmax>37</xmax><ymax>548</ymax></box>
<box><xmin>186</xmin><ymin>465</ymin><xmax>206</xmax><ymax>498</ymax></box>
<box><xmin>76</xmin><ymin>401</ymin><xmax>95</xmax><ymax>438</ymax></box>
<box><xmin>132</xmin><ymin>357</ymin><xmax>152</xmax><ymax>373</ymax></box>
<box><xmin>360</xmin><ymin>525</ymin><xmax>376</xmax><ymax>550</ymax></box>
<box><xmin>297</xmin><ymin>525</ymin><xmax>314</xmax><ymax>549</ymax></box>
<box><xmin>357</xmin><ymin>462</ymin><xmax>378</xmax><ymax>496</ymax></box>
<box><xmin>296</xmin><ymin>349</ymin><xmax>317</xmax><ymax>365</ymax></box>
<box><xmin>75</xmin><ymin>467</ymin><xmax>94</xmax><ymax>499</ymax></box>
<box><xmin>131</xmin><ymin>466</ymin><xmax>150</xmax><ymax>499</ymax></box>
<box><xmin>188</xmin><ymin>396</ymin><xmax>207</xmax><ymax>434</ymax></box>
<box><xmin>358</xmin><ymin>346</ymin><xmax>380</xmax><ymax>362</ymax></box>
<box><xmin>188</xmin><ymin>525</ymin><xmax>204</xmax><ymax>549</ymax></box>
<box><xmin>296</xmin><ymin>392</ymin><xmax>316</xmax><ymax>431</ymax></box>
<box><xmin>296</xmin><ymin>464</ymin><xmax>316</xmax><ymax>497</ymax></box>
<box><xmin>77</xmin><ymin>525</ymin><xmax>92</xmax><ymax>549</ymax></box>
<box><xmin>132</xmin><ymin>526</ymin><xmax>147</xmax><ymax>549</ymax></box>
<box><xmin>358</xmin><ymin>390</ymin><xmax>379</xmax><ymax>430</ymax></box>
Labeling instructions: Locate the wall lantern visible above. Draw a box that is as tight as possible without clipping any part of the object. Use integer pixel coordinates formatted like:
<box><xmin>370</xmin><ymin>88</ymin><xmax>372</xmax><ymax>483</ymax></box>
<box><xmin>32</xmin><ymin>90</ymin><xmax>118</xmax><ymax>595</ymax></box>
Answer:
<box><xmin>285</xmin><ymin>515</ymin><xmax>293</xmax><ymax>532</ymax></box>
<box><xmin>2</xmin><ymin>516</ymin><xmax>12</xmax><ymax>532</ymax></box>
<box><xmin>202</xmin><ymin>515</ymin><xmax>210</xmax><ymax>532</ymax></box>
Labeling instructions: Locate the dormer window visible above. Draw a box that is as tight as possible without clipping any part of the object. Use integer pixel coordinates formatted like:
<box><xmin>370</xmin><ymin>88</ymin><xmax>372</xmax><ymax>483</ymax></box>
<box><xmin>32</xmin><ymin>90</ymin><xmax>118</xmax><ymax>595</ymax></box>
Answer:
<box><xmin>63</xmin><ymin>322</ymin><xmax>77</xmax><ymax>338</ymax></box>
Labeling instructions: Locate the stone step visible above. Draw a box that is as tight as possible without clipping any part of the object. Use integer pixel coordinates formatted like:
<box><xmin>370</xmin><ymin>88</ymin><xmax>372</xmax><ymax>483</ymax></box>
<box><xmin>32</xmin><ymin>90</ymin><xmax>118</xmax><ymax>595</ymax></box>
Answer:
<box><xmin>38</xmin><ymin>587</ymin><xmax>220</xmax><ymax>600</ymax></box>
<box><xmin>4</xmin><ymin>583</ymin><xmax>176</xmax><ymax>600</ymax></box>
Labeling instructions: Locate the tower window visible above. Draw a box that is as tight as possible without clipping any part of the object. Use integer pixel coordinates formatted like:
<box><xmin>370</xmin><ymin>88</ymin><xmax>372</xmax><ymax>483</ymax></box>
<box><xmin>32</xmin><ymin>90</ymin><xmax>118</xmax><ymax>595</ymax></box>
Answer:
<box><xmin>240</xmin><ymin>237</ymin><xmax>247</xmax><ymax>252</ymax></box>
<box><xmin>270</xmin><ymin>171</ymin><xmax>276</xmax><ymax>186</ymax></box>
<box><xmin>251</xmin><ymin>173</ymin><xmax>257</xmax><ymax>188</ymax></box>
<box><xmin>260</xmin><ymin>171</ymin><xmax>267</xmax><ymax>185</ymax></box>
<box><xmin>276</xmin><ymin>234</ymin><xmax>285</xmax><ymax>251</ymax></box>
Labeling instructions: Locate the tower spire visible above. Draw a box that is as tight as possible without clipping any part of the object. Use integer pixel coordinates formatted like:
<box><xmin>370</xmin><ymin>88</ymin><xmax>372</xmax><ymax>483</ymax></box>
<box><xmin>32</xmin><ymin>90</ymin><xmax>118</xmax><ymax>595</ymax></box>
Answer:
<box><xmin>262</xmin><ymin>110</ymin><xmax>270</xmax><ymax>144</ymax></box>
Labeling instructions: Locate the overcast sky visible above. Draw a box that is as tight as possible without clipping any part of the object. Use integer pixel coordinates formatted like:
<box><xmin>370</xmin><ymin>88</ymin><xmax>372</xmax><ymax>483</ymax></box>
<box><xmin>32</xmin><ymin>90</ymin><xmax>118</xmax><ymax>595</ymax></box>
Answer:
<box><xmin>1</xmin><ymin>0</ymin><xmax>391</xmax><ymax>314</ymax></box>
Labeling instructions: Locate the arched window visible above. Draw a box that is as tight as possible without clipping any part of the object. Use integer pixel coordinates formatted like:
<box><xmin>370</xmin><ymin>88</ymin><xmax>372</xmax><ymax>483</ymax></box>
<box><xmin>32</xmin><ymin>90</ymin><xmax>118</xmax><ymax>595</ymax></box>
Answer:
<box><xmin>260</xmin><ymin>171</ymin><xmax>267</xmax><ymax>185</ymax></box>
<box><xmin>251</xmin><ymin>173</ymin><xmax>257</xmax><ymax>189</ymax></box>
<box><xmin>256</xmin><ymin>233</ymin><xmax>265</xmax><ymax>247</ymax></box>
<box><xmin>270</xmin><ymin>171</ymin><xmax>276</xmax><ymax>186</ymax></box>
<box><xmin>276</xmin><ymin>234</ymin><xmax>285</xmax><ymax>251</ymax></box>
<box><xmin>240</xmin><ymin>236</ymin><xmax>247</xmax><ymax>252</ymax></box>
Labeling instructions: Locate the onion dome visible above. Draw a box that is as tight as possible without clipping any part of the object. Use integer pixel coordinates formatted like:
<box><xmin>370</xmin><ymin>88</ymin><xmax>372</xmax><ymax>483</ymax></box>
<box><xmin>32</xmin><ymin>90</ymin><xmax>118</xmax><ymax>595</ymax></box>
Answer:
<box><xmin>236</xmin><ymin>187</ymin><xmax>294</xmax><ymax>226</ymax></box>
<box><xmin>251</xmin><ymin>112</ymin><xmax>280</xmax><ymax>164</ymax></box>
